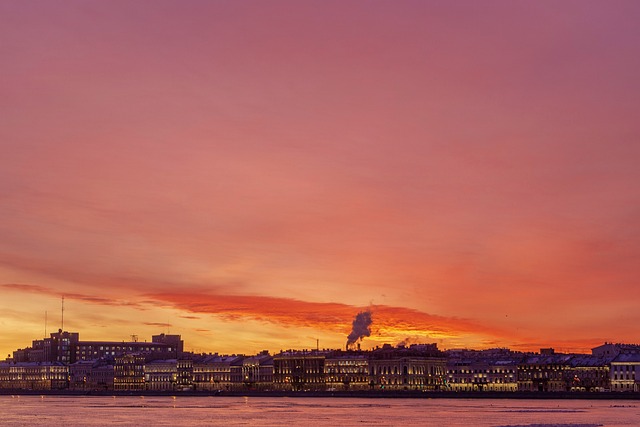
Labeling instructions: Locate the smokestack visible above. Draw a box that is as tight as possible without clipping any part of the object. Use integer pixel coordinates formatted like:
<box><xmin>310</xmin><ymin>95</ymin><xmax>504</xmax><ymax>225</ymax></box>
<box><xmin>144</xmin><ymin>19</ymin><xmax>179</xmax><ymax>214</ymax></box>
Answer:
<box><xmin>346</xmin><ymin>310</ymin><xmax>372</xmax><ymax>349</ymax></box>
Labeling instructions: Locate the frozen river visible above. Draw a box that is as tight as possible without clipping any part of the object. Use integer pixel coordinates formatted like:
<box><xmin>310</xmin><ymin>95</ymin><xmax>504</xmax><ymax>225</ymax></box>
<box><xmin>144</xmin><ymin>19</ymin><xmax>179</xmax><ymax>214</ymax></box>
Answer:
<box><xmin>1</xmin><ymin>395</ymin><xmax>638</xmax><ymax>426</ymax></box>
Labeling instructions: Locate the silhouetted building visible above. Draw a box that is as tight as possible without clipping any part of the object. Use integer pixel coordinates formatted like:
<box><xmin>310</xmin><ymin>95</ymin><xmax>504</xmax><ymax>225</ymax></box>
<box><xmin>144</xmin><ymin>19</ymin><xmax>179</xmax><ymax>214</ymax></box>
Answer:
<box><xmin>592</xmin><ymin>343</ymin><xmax>640</xmax><ymax>359</ymax></box>
<box><xmin>152</xmin><ymin>334</ymin><xmax>184</xmax><ymax>358</ymax></box>
<box><xmin>75</xmin><ymin>339</ymin><xmax>178</xmax><ymax>362</ymax></box>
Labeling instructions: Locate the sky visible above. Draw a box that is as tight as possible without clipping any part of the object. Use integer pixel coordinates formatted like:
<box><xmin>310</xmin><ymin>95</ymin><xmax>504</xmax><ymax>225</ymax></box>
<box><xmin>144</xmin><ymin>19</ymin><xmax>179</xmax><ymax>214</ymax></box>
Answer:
<box><xmin>1</xmin><ymin>0</ymin><xmax>640</xmax><ymax>358</ymax></box>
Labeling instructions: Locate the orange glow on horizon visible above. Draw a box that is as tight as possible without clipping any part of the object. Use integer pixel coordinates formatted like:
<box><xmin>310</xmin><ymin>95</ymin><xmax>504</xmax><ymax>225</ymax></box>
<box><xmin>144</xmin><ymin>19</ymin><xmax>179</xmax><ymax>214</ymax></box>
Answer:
<box><xmin>2</xmin><ymin>1</ymin><xmax>640</xmax><ymax>359</ymax></box>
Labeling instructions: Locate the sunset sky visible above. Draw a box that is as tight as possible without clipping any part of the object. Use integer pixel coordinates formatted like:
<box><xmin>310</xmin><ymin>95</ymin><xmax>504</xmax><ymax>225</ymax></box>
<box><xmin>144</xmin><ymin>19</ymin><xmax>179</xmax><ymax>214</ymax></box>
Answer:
<box><xmin>2</xmin><ymin>1</ymin><xmax>640</xmax><ymax>358</ymax></box>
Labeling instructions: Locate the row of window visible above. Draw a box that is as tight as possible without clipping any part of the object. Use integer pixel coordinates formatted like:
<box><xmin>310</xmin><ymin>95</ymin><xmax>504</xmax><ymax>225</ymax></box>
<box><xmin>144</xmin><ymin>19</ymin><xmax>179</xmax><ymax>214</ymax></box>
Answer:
<box><xmin>448</xmin><ymin>369</ymin><xmax>515</xmax><ymax>374</ymax></box>
<box><xmin>76</xmin><ymin>346</ymin><xmax>172</xmax><ymax>352</ymax></box>
<box><xmin>612</xmin><ymin>365</ymin><xmax>638</xmax><ymax>372</ymax></box>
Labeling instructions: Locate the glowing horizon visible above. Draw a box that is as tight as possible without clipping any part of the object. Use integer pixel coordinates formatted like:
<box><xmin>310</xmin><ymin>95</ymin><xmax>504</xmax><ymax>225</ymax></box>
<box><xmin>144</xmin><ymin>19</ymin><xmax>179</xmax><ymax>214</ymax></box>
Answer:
<box><xmin>2</xmin><ymin>1</ymin><xmax>640</xmax><ymax>359</ymax></box>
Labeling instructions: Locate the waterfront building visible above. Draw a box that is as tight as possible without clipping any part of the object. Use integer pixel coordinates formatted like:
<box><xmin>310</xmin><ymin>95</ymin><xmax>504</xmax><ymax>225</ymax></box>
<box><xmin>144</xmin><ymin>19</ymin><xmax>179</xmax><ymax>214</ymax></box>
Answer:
<box><xmin>192</xmin><ymin>355</ymin><xmax>244</xmax><ymax>391</ymax></box>
<box><xmin>610</xmin><ymin>353</ymin><xmax>640</xmax><ymax>392</ymax></box>
<box><xmin>144</xmin><ymin>359</ymin><xmax>178</xmax><ymax>391</ymax></box>
<box><xmin>325</xmin><ymin>352</ymin><xmax>369</xmax><ymax>390</ymax></box>
<box><xmin>446</xmin><ymin>360</ymin><xmax>518</xmax><ymax>392</ymax></box>
<box><xmin>68</xmin><ymin>359</ymin><xmax>115</xmax><ymax>391</ymax></box>
<box><xmin>69</xmin><ymin>360</ymin><xmax>95</xmax><ymax>390</ymax></box>
<box><xmin>91</xmin><ymin>363</ymin><xmax>115</xmax><ymax>390</ymax></box>
<box><xmin>566</xmin><ymin>355</ymin><xmax>611</xmax><ymax>392</ymax></box>
<box><xmin>368</xmin><ymin>344</ymin><xmax>446</xmax><ymax>390</ymax></box>
<box><xmin>0</xmin><ymin>362</ymin><xmax>68</xmax><ymax>390</ymax></box>
<box><xmin>177</xmin><ymin>358</ymin><xmax>194</xmax><ymax>390</ymax></box>
<box><xmin>113</xmin><ymin>354</ymin><xmax>146</xmax><ymax>391</ymax></box>
<box><xmin>273</xmin><ymin>350</ymin><xmax>328</xmax><ymax>391</ymax></box>
<box><xmin>518</xmin><ymin>354</ymin><xmax>573</xmax><ymax>392</ymax></box>
<box><xmin>241</xmin><ymin>352</ymin><xmax>273</xmax><ymax>390</ymax></box>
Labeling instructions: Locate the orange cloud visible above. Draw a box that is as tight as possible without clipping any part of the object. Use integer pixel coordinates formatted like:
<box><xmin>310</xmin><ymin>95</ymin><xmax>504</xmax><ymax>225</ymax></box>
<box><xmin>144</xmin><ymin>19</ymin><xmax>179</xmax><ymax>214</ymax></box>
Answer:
<box><xmin>0</xmin><ymin>282</ymin><xmax>616</xmax><ymax>353</ymax></box>
<box><xmin>145</xmin><ymin>291</ymin><xmax>505</xmax><ymax>341</ymax></box>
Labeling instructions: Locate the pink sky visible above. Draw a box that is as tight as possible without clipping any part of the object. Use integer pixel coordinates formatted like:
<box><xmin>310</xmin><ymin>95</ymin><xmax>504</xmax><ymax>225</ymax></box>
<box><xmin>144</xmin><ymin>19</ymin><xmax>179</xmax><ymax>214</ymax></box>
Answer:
<box><xmin>1</xmin><ymin>1</ymin><xmax>640</xmax><ymax>358</ymax></box>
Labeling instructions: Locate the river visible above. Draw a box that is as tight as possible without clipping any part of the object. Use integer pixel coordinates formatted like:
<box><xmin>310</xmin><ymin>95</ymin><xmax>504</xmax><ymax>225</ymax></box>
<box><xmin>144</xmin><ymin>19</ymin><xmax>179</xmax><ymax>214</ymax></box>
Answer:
<box><xmin>1</xmin><ymin>396</ymin><xmax>638</xmax><ymax>426</ymax></box>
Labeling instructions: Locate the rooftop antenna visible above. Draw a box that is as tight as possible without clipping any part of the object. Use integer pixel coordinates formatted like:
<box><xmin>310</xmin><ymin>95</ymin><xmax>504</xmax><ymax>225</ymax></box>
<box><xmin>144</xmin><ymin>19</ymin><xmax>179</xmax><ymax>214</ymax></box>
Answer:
<box><xmin>61</xmin><ymin>296</ymin><xmax>64</xmax><ymax>331</ymax></box>
<box><xmin>45</xmin><ymin>311</ymin><xmax>47</xmax><ymax>337</ymax></box>
<box><xmin>316</xmin><ymin>338</ymin><xmax>319</xmax><ymax>351</ymax></box>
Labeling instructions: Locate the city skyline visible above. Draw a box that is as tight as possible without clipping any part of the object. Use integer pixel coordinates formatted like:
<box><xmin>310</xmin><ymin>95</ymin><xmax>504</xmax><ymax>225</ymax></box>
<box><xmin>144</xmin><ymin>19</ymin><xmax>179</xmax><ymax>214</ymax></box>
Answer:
<box><xmin>5</xmin><ymin>316</ymin><xmax>639</xmax><ymax>360</ymax></box>
<box><xmin>2</xmin><ymin>1</ymin><xmax>640</xmax><ymax>359</ymax></box>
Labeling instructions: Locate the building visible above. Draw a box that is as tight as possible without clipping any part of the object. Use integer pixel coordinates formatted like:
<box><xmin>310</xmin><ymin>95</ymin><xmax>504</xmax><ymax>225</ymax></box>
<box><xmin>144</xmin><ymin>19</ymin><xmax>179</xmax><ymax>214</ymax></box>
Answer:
<box><xmin>176</xmin><ymin>359</ymin><xmax>194</xmax><ymax>390</ymax></box>
<box><xmin>446</xmin><ymin>360</ymin><xmax>519</xmax><ymax>392</ymax></box>
<box><xmin>566</xmin><ymin>355</ymin><xmax>611</xmax><ymax>392</ymax></box>
<box><xmin>0</xmin><ymin>362</ymin><xmax>68</xmax><ymax>390</ymax></box>
<box><xmin>16</xmin><ymin>330</ymin><xmax>80</xmax><ymax>364</ymax></box>
<box><xmin>69</xmin><ymin>360</ymin><xmax>95</xmax><ymax>390</ymax></box>
<box><xmin>592</xmin><ymin>343</ymin><xmax>640</xmax><ymax>359</ymax></box>
<box><xmin>68</xmin><ymin>359</ymin><xmax>115</xmax><ymax>391</ymax></box>
<box><xmin>192</xmin><ymin>355</ymin><xmax>244</xmax><ymax>391</ymax></box>
<box><xmin>10</xmin><ymin>331</ymin><xmax>181</xmax><ymax>365</ymax></box>
<box><xmin>92</xmin><ymin>363</ymin><xmax>115</xmax><ymax>390</ymax></box>
<box><xmin>144</xmin><ymin>359</ymin><xmax>178</xmax><ymax>391</ymax></box>
<box><xmin>518</xmin><ymin>354</ymin><xmax>573</xmax><ymax>392</ymax></box>
<box><xmin>610</xmin><ymin>354</ymin><xmax>640</xmax><ymax>392</ymax></box>
<box><xmin>75</xmin><ymin>340</ymin><xmax>177</xmax><ymax>362</ymax></box>
<box><xmin>114</xmin><ymin>354</ymin><xmax>146</xmax><ymax>391</ymax></box>
<box><xmin>152</xmin><ymin>334</ymin><xmax>184</xmax><ymax>358</ymax></box>
<box><xmin>368</xmin><ymin>344</ymin><xmax>446</xmax><ymax>390</ymax></box>
<box><xmin>325</xmin><ymin>352</ymin><xmax>370</xmax><ymax>390</ymax></box>
<box><xmin>273</xmin><ymin>350</ymin><xmax>328</xmax><ymax>391</ymax></box>
<box><xmin>241</xmin><ymin>352</ymin><xmax>273</xmax><ymax>390</ymax></box>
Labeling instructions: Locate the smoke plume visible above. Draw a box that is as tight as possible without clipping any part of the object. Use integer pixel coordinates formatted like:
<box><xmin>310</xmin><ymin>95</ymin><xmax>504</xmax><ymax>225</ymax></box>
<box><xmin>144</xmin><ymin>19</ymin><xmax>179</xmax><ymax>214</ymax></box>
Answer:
<box><xmin>346</xmin><ymin>310</ymin><xmax>372</xmax><ymax>348</ymax></box>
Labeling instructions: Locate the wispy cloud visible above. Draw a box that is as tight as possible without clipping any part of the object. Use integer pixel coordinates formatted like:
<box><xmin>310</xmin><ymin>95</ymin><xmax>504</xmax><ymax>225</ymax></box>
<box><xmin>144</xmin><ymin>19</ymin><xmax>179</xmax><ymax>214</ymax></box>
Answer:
<box><xmin>1</xmin><ymin>283</ymin><xmax>145</xmax><ymax>309</ymax></box>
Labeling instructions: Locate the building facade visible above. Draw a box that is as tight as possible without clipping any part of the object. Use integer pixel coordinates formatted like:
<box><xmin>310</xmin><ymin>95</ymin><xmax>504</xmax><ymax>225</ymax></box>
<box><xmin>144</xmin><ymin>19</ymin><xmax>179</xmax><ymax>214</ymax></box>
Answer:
<box><xmin>446</xmin><ymin>360</ymin><xmax>518</xmax><ymax>392</ymax></box>
<box><xmin>0</xmin><ymin>362</ymin><xmax>68</xmax><ymax>390</ymax></box>
<box><xmin>273</xmin><ymin>351</ymin><xmax>328</xmax><ymax>391</ymax></box>
<box><xmin>192</xmin><ymin>355</ymin><xmax>245</xmax><ymax>391</ymax></box>
<box><xmin>610</xmin><ymin>354</ymin><xmax>640</xmax><ymax>392</ymax></box>
<box><xmin>241</xmin><ymin>352</ymin><xmax>273</xmax><ymax>390</ymax></box>
<box><xmin>145</xmin><ymin>359</ymin><xmax>178</xmax><ymax>391</ymax></box>
<box><xmin>114</xmin><ymin>354</ymin><xmax>146</xmax><ymax>391</ymax></box>
<box><xmin>325</xmin><ymin>353</ymin><xmax>369</xmax><ymax>390</ymax></box>
<box><xmin>368</xmin><ymin>344</ymin><xmax>446</xmax><ymax>391</ymax></box>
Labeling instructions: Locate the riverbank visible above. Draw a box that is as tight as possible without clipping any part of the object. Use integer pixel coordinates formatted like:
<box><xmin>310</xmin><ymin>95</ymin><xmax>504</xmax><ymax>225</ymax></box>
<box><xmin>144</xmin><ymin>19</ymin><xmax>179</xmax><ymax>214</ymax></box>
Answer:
<box><xmin>2</xmin><ymin>389</ymin><xmax>640</xmax><ymax>400</ymax></box>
